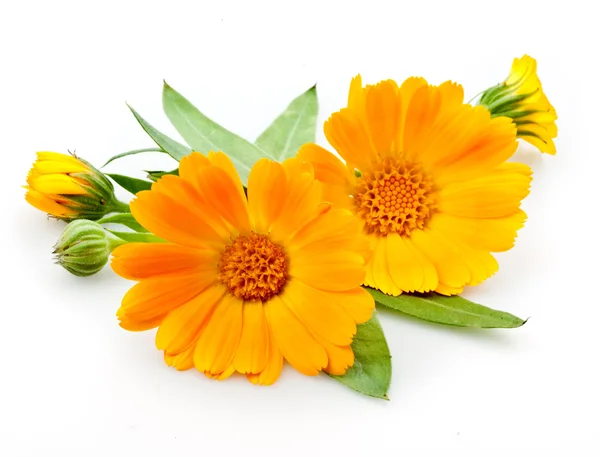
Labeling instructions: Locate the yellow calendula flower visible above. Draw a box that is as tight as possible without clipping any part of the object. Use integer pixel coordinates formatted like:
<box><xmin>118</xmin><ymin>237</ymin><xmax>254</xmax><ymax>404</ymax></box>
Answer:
<box><xmin>478</xmin><ymin>55</ymin><xmax>558</xmax><ymax>154</ymax></box>
<box><xmin>111</xmin><ymin>152</ymin><xmax>374</xmax><ymax>385</ymax></box>
<box><xmin>25</xmin><ymin>151</ymin><xmax>126</xmax><ymax>221</ymax></box>
<box><xmin>298</xmin><ymin>76</ymin><xmax>532</xmax><ymax>296</ymax></box>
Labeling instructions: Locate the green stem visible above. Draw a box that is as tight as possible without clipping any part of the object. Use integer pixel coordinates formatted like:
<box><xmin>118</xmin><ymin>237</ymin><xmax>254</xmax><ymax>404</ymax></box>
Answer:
<box><xmin>109</xmin><ymin>199</ymin><xmax>131</xmax><ymax>214</ymax></box>
<box><xmin>108</xmin><ymin>231</ymin><xmax>165</xmax><ymax>244</ymax></box>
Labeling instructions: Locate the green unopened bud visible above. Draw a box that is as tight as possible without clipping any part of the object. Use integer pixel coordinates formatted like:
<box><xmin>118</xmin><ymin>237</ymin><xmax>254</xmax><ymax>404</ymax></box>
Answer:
<box><xmin>53</xmin><ymin>220</ymin><xmax>126</xmax><ymax>276</ymax></box>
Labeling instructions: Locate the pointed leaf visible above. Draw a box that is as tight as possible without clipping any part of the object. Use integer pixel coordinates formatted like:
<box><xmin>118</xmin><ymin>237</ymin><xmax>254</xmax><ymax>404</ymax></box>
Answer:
<box><xmin>255</xmin><ymin>85</ymin><xmax>318</xmax><ymax>160</ymax></box>
<box><xmin>146</xmin><ymin>168</ymin><xmax>179</xmax><ymax>182</ymax></box>
<box><xmin>102</xmin><ymin>148</ymin><xmax>164</xmax><ymax>167</ymax></box>
<box><xmin>97</xmin><ymin>213</ymin><xmax>147</xmax><ymax>233</ymax></box>
<box><xmin>329</xmin><ymin>312</ymin><xmax>391</xmax><ymax>400</ymax></box>
<box><xmin>128</xmin><ymin>104</ymin><xmax>192</xmax><ymax>161</ymax></box>
<box><xmin>162</xmin><ymin>81</ymin><xmax>275</xmax><ymax>185</ymax></box>
<box><xmin>107</xmin><ymin>174</ymin><xmax>152</xmax><ymax>195</ymax></box>
<box><xmin>368</xmin><ymin>288</ymin><xmax>526</xmax><ymax>328</ymax></box>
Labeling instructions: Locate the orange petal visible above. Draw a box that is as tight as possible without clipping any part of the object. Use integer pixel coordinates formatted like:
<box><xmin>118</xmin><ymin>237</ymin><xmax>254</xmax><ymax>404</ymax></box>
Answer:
<box><xmin>117</xmin><ymin>271</ymin><xmax>215</xmax><ymax>323</ymax></box>
<box><xmin>193</xmin><ymin>293</ymin><xmax>243</xmax><ymax>375</ymax></box>
<box><xmin>156</xmin><ymin>284</ymin><xmax>226</xmax><ymax>354</ymax></box>
<box><xmin>233</xmin><ymin>301</ymin><xmax>269</xmax><ymax>374</ymax></box>
<box><xmin>164</xmin><ymin>342</ymin><xmax>197</xmax><ymax>371</ymax></box>
<box><xmin>111</xmin><ymin>243</ymin><xmax>219</xmax><ymax>280</ymax></box>
<box><xmin>131</xmin><ymin>183</ymin><xmax>225</xmax><ymax>249</ymax></box>
<box><xmin>247</xmin><ymin>159</ymin><xmax>287</xmax><ymax>233</ymax></box>
<box><xmin>280</xmin><ymin>278</ymin><xmax>357</xmax><ymax>346</ymax></box>
<box><xmin>195</xmin><ymin>165</ymin><xmax>251</xmax><ymax>234</ymax></box>
<box><xmin>246</xmin><ymin>327</ymin><xmax>283</xmax><ymax>386</ymax></box>
<box><xmin>290</xmin><ymin>250</ymin><xmax>366</xmax><ymax>292</ymax></box>
<box><xmin>264</xmin><ymin>295</ymin><xmax>327</xmax><ymax>376</ymax></box>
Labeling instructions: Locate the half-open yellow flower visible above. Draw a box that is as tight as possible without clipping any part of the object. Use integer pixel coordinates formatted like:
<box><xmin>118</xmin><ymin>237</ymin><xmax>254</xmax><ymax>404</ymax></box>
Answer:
<box><xmin>298</xmin><ymin>76</ymin><xmax>532</xmax><ymax>296</ymax></box>
<box><xmin>25</xmin><ymin>152</ymin><xmax>124</xmax><ymax>220</ymax></box>
<box><xmin>478</xmin><ymin>55</ymin><xmax>558</xmax><ymax>154</ymax></box>
<box><xmin>111</xmin><ymin>152</ymin><xmax>374</xmax><ymax>385</ymax></box>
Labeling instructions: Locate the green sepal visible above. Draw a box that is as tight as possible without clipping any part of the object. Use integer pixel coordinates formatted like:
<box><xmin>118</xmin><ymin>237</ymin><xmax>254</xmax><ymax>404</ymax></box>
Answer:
<box><xmin>127</xmin><ymin>104</ymin><xmax>192</xmax><ymax>161</ymax></box>
<box><xmin>329</xmin><ymin>312</ymin><xmax>392</xmax><ymax>400</ymax></box>
<box><xmin>368</xmin><ymin>288</ymin><xmax>526</xmax><ymax>328</ymax></box>
<box><xmin>255</xmin><ymin>84</ymin><xmax>318</xmax><ymax>161</ymax></box>
<box><xmin>162</xmin><ymin>81</ymin><xmax>276</xmax><ymax>185</ymax></box>
<box><xmin>107</xmin><ymin>174</ymin><xmax>153</xmax><ymax>195</ymax></box>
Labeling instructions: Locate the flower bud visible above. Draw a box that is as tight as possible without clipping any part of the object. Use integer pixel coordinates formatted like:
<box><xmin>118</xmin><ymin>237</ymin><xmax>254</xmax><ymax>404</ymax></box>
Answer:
<box><xmin>477</xmin><ymin>55</ymin><xmax>557</xmax><ymax>154</ymax></box>
<box><xmin>24</xmin><ymin>151</ymin><xmax>129</xmax><ymax>221</ymax></box>
<box><xmin>53</xmin><ymin>220</ymin><xmax>126</xmax><ymax>276</ymax></box>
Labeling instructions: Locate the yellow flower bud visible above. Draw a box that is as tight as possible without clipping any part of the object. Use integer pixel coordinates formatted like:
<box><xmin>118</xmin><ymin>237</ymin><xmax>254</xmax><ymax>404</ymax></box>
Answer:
<box><xmin>24</xmin><ymin>151</ymin><xmax>128</xmax><ymax>221</ymax></box>
<box><xmin>478</xmin><ymin>55</ymin><xmax>558</xmax><ymax>154</ymax></box>
<box><xmin>53</xmin><ymin>220</ymin><xmax>126</xmax><ymax>276</ymax></box>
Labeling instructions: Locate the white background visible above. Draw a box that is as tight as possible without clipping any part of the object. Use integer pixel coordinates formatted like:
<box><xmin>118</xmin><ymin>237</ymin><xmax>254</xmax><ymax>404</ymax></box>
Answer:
<box><xmin>1</xmin><ymin>0</ymin><xmax>598</xmax><ymax>455</ymax></box>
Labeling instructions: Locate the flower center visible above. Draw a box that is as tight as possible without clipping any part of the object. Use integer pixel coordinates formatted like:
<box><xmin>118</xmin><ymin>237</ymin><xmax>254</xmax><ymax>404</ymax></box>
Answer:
<box><xmin>218</xmin><ymin>233</ymin><xmax>288</xmax><ymax>301</ymax></box>
<box><xmin>354</xmin><ymin>158</ymin><xmax>436</xmax><ymax>236</ymax></box>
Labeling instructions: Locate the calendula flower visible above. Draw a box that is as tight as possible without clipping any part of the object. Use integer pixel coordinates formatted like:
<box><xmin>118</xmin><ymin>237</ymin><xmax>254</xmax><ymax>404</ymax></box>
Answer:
<box><xmin>478</xmin><ymin>55</ymin><xmax>557</xmax><ymax>154</ymax></box>
<box><xmin>111</xmin><ymin>152</ymin><xmax>374</xmax><ymax>385</ymax></box>
<box><xmin>298</xmin><ymin>76</ymin><xmax>532</xmax><ymax>296</ymax></box>
<box><xmin>25</xmin><ymin>151</ymin><xmax>128</xmax><ymax>221</ymax></box>
<box><xmin>54</xmin><ymin>220</ymin><xmax>126</xmax><ymax>276</ymax></box>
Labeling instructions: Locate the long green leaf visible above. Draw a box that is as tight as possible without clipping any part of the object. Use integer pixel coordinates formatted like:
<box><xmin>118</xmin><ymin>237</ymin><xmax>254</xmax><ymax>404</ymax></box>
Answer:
<box><xmin>107</xmin><ymin>174</ymin><xmax>153</xmax><ymax>195</ymax></box>
<box><xmin>127</xmin><ymin>104</ymin><xmax>192</xmax><ymax>161</ymax></box>
<box><xmin>97</xmin><ymin>213</ymin><xmax>147</xmax><ymax>233</ymax></box>
<box><xmin>329</xmin><ymin>313</ymin><xmax>391</xmax><ymax>400</ymax></box>
<box><xmin>255</xmin><ymin>85</ymin><xmax>318</xmax><ymax>161</ymax></box>
<box><xmin>162</xmin><ymin>81</ymin><xmax>275</xmax><ymax>185</ymax></box>
<box><xmin>102</xmin><ymin>148</ymin><xmax>164</xmax><ymax>167</ymax></box>
<box><xmin>368</xmin><ymin>288</ymin><xmax>526</xmax><ymax>328</ymax></box>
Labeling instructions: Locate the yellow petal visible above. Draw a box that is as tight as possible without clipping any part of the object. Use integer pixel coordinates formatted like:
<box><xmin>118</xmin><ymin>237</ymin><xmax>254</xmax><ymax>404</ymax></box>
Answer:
<box><xmin>28</xmin><ymin>174</ymin><xmax>88</xmax><ymax>195</ymax></box>
<box><xmin>290</xmin><ymin>250</ymin><xmax>365</xmax><ymax>292</ymax></box>
<box><xmin>24</xmin><ymin>188</ymin><xmax>73</xmax><ymax>217</ymax></box>
<box><xmin>384</xmin><ymin>233</ymin><xmax>438</xmax><ymax>293</ymax></box>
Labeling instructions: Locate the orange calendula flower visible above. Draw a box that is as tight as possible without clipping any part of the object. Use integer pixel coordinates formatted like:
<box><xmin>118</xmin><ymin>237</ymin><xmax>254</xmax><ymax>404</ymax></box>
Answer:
<box><xmin>298</xmin><ymin>75</ymin><xmax>532</xmax><ymax>296</ymax></box>
<box><xmin>111</xmin><ymin>152</ymin><xmax>374</xmax><ymax>385</ymax></box>
<box><xmin>25</xmin><ymin>152</ymin><xmax>126</xmax><ymax>220</ymax></box>
<box><xmin>478</xmin><ymin>55</ymin><xmax>558</xmax><ymax>154</ymax></box>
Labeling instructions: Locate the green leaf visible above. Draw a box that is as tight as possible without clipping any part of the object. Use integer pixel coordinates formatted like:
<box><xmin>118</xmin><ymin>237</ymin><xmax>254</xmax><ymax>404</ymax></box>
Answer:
<box><xmin>102</xmin><ymin>148</ymin><xmax>164</xmax><ymax>168</ymax></box>
<box><xmin>329</xmin><ymin>312</ymin><xmax>391</xmax><ymax>400</ymax></box>
<box><xmin>255</xmin><ymin>85</ymin><xmax>318</xmax><ymax>161</ymax></box>
<box><xmin>107</xmin><ymin>174</ymin><xmax>153</xmax><ymax>195</ymax></box>
<box><xmin>127</xmin><ymin>104</ymin><xmax>192</xmax><ymax>161</ymax></box>
<box><xmin>162</xmin><ymin>81</ymin><xmax>275</xmax><ymax>185</ymax></box>
<box><xmin>97</xmin><ymin>213</ymin><xmax>147</xmax><ymax>233</ymax></box>
<box><xmin>146</xmin><ymin>168</ymin><xmax>179</xmax><ymax>182</ymax></box>
<box><xmin>368</xmin><ymin>288</ymin><xmax>526</xmax><ymax>328</ymax></box>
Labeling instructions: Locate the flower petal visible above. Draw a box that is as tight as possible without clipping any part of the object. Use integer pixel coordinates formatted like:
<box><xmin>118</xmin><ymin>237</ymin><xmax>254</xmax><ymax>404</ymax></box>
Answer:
<box><xmin>290</xmin><ymin>250</ymin><xmax>365</xmax><ymax>292</ymax></box>
<box><xmin>384</xmin><ymin>232</ymin><xmax>438</xmax><ymax>293</ymax></box>
<box><xmin>246</xmin><ymin>329</ymin><xmax>283</xmax><ymax>386</ymax></box>
<box><xmin>247</xmin><ymin>159</ymin><xmax>287</xmax><ymax>233</ymax></box>
<box><xmin>233</xmin><ymin>301</ymin><xmax>269</xmax><ymax>374</ymax></box>
<box><xmin>264</xmin><ymin>295</ymin><xmax>327</xmax><ymax>376</ymax></box>
<box><xmin>193</xmin><ymin>293</ymin><xmax>243</xmax><ymax>375</ymax></box>
<box><xmin>156</xmin><ymin>284</ymin><xmax>226</xmax><ymax>354</ymax></box>
<box><xmin>111</xmin><ymin>243</ymin><xmax>219</xmax><ymax>280</ymax></box>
